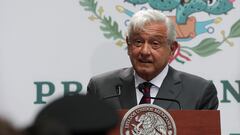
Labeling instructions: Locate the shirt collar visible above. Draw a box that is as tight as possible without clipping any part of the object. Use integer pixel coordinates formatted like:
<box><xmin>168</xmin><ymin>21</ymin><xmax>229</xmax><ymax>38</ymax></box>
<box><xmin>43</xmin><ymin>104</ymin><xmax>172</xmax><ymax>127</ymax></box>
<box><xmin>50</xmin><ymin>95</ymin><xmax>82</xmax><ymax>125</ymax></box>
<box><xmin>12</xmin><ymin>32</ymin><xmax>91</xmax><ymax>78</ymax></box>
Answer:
<box><xmin>134</xmin><ymin>65</ymin><xmax>169</xmax><ymax>88</ymax></box>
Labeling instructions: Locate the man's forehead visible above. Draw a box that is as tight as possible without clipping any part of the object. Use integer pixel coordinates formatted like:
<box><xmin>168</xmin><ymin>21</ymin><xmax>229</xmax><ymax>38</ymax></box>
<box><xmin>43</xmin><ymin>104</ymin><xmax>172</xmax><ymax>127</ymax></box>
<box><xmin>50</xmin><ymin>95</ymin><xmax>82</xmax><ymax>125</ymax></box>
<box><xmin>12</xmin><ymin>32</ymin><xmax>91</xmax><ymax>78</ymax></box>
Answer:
<box><xmin>129</xmin><ymin>31</ymin><xmax>167</xmax><ymax>39</ymax></box>
<box><xmin>130</xmin><ymin>22</ymin><xmax>167</xmax><ymax>37</ymax></box>
<box><xmin>129</xmin><ymin>33</ymin><xmax>166</xmax><ymax>39</ymax></box>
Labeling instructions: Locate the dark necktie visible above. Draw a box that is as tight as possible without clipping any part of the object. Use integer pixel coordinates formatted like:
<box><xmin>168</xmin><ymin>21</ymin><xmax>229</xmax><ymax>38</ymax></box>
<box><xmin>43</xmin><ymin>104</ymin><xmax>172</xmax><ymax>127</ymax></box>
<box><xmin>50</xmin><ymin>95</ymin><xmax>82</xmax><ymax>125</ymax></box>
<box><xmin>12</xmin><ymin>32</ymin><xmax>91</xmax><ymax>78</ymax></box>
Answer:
<box><xmin>138</xmin><ymin>82</ymin><xmax>153</xmax><ymax>104</ymax></box>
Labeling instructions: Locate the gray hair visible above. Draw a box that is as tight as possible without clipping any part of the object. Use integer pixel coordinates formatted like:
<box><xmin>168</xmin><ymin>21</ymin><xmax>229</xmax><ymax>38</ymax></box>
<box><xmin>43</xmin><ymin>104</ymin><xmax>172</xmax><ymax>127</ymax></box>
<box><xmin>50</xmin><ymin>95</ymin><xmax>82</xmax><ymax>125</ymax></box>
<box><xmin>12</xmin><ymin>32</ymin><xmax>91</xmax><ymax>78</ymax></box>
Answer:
<box><xmin>127</xmin><ymin>9</ymin><xmax>176</xmax><ymax>43</ymax></box>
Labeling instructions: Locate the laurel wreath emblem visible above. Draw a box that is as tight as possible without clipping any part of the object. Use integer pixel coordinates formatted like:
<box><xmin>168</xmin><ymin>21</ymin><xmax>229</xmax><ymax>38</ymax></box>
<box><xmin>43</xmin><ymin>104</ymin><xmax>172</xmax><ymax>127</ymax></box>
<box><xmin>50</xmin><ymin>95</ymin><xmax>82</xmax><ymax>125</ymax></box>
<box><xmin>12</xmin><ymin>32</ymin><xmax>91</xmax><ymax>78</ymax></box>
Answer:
<box><xmin>79</xmin><ymin>0</ymin><xmax>125</xmax><ymax>47</ymax></box>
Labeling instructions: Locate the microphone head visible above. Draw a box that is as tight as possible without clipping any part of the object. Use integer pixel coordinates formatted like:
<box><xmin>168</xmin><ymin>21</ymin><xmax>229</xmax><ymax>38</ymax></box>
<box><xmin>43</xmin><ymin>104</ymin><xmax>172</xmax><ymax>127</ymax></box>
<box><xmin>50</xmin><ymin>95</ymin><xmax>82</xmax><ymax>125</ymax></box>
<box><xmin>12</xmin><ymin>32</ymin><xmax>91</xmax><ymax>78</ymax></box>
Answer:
<box><xmin>115</xmin><ymin>85</ymin><xmax>122</xmax><ymax>95</ymax></box>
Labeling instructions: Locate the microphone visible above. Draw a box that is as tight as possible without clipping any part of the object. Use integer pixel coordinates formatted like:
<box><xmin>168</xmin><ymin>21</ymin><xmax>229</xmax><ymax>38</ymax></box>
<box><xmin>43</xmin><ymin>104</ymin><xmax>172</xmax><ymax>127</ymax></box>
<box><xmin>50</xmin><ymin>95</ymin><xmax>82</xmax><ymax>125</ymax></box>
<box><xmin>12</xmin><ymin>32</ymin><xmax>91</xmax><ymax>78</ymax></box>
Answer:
<box><xmin>102</xmin><ymin>85</ymin><xmax>122</xmax><ymax>100</ymax></box>
<box><xmin>138</xmin><ymin>83</ymin><xmax>182</xmax><ymax>110</ymax></box>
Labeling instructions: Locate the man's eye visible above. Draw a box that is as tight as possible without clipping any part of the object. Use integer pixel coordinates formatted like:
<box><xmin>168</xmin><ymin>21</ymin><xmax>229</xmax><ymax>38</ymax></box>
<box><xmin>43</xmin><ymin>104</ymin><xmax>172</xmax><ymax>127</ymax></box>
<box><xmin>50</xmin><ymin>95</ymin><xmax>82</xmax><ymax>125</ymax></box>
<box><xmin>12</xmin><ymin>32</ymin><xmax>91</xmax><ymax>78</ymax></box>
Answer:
<box><xmin>150</xmin><ymin>41</ymin><xmax>162</xmax><ymax>47</ymax></box>
<box><xmin>136</xmin><ymin>39</ymin><xmax>142</xmax><ymax>43</ymax></box>
<box><xmin>152</xmin><ymin>41</ymin><xmax>160</xmax><ymax>45</ymax></box>
<box><xmin>133</xmin><ymin>39</ymin><xmax>143</xmax><ymax>46</ymax></box>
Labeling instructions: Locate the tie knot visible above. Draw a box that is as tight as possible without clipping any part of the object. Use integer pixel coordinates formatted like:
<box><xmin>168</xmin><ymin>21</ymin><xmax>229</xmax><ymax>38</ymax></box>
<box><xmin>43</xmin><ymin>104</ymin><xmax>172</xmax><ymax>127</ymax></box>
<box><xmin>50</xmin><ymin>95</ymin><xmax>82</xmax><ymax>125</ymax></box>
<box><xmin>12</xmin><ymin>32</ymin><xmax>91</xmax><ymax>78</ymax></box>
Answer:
<box><xmin>138</xmin><ymin>82</ymin><xmax>152</xmax><ymax>104</ymax></box>
<box><xmin>142</xmin><ymin>82</ymin><xmax>153</xmax><ymax>88</ymax></box>
<box><xmin>138</xmin><ymin>82</ymin><xmax>153</xmax><ymax>94</ymax></box>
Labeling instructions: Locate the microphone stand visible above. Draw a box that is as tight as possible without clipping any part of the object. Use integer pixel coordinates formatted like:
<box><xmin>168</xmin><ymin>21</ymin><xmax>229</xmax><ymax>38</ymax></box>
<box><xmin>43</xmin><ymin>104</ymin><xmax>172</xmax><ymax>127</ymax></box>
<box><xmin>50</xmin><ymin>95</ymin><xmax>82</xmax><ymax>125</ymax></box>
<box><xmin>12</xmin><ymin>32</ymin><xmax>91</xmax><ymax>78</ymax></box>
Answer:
<box><xmin>143</xmin><ymin>96</ymin><xmax>182</xmax><ymax>110</ymax></box>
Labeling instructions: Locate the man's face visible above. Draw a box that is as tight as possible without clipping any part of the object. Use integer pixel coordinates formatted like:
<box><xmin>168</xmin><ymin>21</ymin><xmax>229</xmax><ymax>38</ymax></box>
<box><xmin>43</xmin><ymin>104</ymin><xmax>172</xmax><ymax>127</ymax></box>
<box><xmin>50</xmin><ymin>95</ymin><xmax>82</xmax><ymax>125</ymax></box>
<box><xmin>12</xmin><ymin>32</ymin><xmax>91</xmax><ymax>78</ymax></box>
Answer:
<box><xmin>127</xmin><ymin>22</ymin><xmax>178</xmax><ymax>81</ymax></box>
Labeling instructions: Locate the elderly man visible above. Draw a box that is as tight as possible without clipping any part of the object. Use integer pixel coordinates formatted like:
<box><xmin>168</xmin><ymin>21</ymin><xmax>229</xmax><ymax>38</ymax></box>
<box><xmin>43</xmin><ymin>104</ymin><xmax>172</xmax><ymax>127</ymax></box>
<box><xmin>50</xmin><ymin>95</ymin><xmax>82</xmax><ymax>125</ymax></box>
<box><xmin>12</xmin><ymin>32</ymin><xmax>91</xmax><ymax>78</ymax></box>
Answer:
<box><xmin>87</xmin><ymin>9</ymin><xmax>218</xmax><ymax>110</ymax></box>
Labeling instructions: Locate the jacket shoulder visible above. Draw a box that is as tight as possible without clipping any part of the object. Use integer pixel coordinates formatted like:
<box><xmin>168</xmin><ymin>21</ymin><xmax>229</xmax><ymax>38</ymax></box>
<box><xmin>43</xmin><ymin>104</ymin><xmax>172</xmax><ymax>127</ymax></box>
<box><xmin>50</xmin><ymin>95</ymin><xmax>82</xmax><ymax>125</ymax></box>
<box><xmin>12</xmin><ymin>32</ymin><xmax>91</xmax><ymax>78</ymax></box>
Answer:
<box><xmin>170</xmin><ymin>67</ymin><xmax>210</xmax><ymax>84</ymax></box>
<box><xmin>90</xmin><ymin>67</ymin><xmax>132</xmax><ymax>82</ymax></box>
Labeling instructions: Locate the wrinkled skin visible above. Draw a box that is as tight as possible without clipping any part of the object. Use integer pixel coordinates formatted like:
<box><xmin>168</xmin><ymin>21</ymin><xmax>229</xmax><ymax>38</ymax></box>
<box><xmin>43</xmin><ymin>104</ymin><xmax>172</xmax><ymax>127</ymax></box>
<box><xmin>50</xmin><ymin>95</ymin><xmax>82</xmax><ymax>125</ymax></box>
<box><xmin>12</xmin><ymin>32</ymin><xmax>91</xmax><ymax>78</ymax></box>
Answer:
<box><xmin>127</xmin><ymin>22</ymin><xmax>178</xmax><ymax>81</ymax></box>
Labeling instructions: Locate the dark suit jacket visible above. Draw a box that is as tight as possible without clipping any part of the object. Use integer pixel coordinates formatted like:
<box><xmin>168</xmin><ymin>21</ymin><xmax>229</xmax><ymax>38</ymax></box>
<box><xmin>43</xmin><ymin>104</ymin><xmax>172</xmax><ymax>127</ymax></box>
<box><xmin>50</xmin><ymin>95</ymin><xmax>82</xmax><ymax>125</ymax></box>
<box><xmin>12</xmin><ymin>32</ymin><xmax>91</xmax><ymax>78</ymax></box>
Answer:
<box><xmin>87</xmin><ymin>66</ymin><xmax>218</xmax><ymax>110</ymax></box>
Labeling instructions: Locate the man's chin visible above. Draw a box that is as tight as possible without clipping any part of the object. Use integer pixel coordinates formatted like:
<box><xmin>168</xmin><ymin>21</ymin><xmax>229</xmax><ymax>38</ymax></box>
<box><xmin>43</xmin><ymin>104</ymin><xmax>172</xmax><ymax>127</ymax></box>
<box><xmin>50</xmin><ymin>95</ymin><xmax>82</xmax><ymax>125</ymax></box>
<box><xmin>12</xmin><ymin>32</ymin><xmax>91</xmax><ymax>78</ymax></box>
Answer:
<box><xmin>135</xmin><ymin>68</ymin><xmax>154</xmax><ymax>76</ymax></box>
<box><xmin>138</xmin><ymin>62</ymin><xmax>153</xmax><ymax>68</ymax></box>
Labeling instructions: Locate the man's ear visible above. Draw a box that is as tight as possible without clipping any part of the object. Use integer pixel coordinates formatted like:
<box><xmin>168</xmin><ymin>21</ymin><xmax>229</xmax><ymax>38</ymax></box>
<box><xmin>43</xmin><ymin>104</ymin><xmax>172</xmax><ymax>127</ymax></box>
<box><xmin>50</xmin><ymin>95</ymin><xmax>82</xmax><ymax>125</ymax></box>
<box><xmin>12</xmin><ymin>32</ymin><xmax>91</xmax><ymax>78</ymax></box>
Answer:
<box><xmin>168</xmin><ymin>41</ymin><xmax>179</xmax><ymax>63</ymax></box>
<box><xmin>126</xmin><ymin>36</ymin><xmax>130</xmax><ymax>55</ymax></box>
<box><xmin>170</xmin><ymin>41</ymin><xmax>179</xmax><ymax>55</ymax></box>
<box><xmin>126</xmin><ymin>36</ymin><xmax>130</xmax><ymax>46</ymax></box>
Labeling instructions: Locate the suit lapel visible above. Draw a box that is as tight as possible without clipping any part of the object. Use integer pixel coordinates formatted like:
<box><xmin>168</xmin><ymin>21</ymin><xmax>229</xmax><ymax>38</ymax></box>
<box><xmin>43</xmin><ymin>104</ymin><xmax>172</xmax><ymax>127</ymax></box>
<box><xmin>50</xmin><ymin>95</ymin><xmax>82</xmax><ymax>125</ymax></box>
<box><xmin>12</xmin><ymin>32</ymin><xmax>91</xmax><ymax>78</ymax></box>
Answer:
<box><xmin>153</xmin><ymin>66</ymin><xmax>182</xmax><ymax>109</ymax></box>
<box><xmin>118</xmin><ymin>68</ymin><xmax>137</xmax><ymax>109</ymax></box>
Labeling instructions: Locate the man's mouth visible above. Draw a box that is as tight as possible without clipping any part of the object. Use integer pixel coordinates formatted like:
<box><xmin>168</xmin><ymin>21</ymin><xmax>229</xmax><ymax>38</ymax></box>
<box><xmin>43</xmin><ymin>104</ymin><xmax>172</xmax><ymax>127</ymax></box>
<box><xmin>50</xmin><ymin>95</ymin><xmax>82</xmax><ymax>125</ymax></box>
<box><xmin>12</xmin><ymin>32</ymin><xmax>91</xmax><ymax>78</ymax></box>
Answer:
<box><xmin>139</xmin><ymin>59</ymin><xmax>152</xmax><ymax>63</ymax></box>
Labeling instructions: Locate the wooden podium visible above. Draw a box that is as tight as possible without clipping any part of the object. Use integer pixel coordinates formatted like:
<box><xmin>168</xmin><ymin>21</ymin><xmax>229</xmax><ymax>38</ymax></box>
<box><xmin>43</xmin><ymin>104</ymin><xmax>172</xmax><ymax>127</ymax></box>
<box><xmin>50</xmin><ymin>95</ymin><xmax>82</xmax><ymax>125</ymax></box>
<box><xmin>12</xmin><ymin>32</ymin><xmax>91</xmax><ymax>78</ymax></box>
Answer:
<box><xmin>109</xmin><ymin>110</ymin><xmax>221</xmax><ymax>135</ymax></box>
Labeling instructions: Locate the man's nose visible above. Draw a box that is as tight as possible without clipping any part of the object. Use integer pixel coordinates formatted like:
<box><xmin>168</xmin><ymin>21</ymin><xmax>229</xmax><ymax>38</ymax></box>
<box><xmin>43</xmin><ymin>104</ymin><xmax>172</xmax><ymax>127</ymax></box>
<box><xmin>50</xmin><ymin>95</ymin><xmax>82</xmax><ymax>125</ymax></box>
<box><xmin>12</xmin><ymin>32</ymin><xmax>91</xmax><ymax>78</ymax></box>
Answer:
<box><xmin>140</xmin><ymin>42</ymin><xmax>151</xmax><ymax>56</ymax></box>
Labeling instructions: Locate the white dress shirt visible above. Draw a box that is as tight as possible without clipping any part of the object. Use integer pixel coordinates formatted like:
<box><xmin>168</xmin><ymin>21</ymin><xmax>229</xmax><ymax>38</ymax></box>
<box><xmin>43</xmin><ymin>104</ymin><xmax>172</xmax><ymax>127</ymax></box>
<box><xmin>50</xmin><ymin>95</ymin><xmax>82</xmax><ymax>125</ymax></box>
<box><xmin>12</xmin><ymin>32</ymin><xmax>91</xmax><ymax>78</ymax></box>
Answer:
<box><xmin>134</xmin><ymin>65</ymin><xmax>169</xmax><ymax>104</ymax></box>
